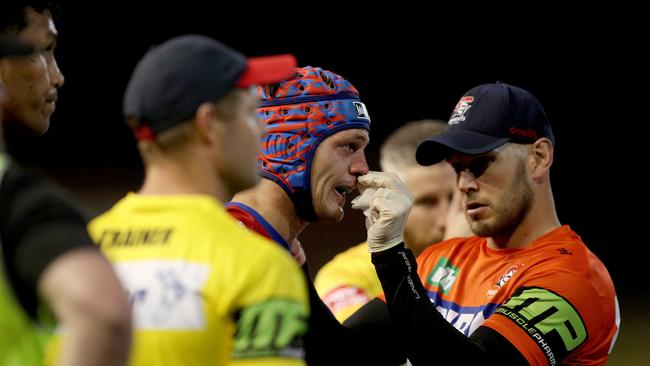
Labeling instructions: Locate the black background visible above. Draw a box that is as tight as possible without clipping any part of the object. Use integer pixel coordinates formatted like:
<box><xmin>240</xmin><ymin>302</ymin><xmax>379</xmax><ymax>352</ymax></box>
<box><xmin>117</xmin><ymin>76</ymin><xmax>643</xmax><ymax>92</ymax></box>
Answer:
<box><xmin>5</xmin><ymin>3</ymin><xmax>646</xmax><ymax>362</ymax></box>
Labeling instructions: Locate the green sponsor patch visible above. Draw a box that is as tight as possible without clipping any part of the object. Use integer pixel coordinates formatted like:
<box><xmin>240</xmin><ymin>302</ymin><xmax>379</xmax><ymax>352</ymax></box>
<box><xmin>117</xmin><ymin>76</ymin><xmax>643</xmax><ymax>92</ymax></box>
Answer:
<box><xmin>425</xmin><ymin>257</ymin><xmax>459</xmax><ymax>294</ymax></box>
<box><xmin>494</xmin><ymin>287</ymin><xmax>587</xmax><ymax>365</ymax></box>
<box><xmin>233</xmin><ymin>298</ymin><xmax>308</xmax><ymax>359</ymax></box>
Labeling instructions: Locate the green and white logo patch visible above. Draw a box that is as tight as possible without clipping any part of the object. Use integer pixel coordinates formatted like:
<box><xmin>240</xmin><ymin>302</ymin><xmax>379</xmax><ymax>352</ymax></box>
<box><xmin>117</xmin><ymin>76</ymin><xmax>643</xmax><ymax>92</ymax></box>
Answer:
<box><xmin>494</xmin><ymin>287</ymin><xmax>587</xmax><ymax>365</ymax></box>
<box><xmin>426</xmin><ymin>257</ymin><xmax>459</xmax><ymax>294</ymax></box>
<box><xmin>233</xmin><ymin>298</ymin><xmax>308</xmax><ymax>359</ymax></box>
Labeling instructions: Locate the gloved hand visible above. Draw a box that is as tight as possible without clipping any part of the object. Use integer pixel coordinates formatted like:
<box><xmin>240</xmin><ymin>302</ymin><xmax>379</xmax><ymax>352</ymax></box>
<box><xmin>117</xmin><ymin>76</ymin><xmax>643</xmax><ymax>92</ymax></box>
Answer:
<box><xmin>351</xmin><ymin>171</ymin><xmax>413</xmax><ymax>253</ymax></box>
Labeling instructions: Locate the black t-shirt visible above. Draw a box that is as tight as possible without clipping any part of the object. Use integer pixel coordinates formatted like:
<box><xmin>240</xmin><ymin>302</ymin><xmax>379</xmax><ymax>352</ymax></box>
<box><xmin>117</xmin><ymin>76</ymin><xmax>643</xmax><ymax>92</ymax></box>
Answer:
<box><xmin>0</xmin><ymin>163</ymin><xmax>95</xmax><ymax>318</ymax></box>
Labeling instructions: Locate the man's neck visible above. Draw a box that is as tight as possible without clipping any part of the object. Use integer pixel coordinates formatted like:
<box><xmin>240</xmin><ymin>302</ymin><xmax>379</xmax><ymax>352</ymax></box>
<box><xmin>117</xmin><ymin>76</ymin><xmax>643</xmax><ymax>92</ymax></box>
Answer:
<box><xmin>139</xmin><ymin>149</ymin><xmax>229</xmax><ymax>203</ymax></box>
<box><xmin>232</xmin><ymin>179</ymin><xmax>307</xmax><ymax>244</ymax></box>
<box><xmin>488</xmin><ymin>188</ymin><xmax>561</xmax><ymax>250</ymax></box>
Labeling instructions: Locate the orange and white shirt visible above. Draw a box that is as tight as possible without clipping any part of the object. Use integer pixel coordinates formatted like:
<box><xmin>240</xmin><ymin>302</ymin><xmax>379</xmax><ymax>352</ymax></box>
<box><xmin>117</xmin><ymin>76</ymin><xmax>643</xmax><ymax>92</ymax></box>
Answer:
<box><xmin>415</xmin><ymin>225</ymin><xmax>619</xmax><ymax>365</ymax></box>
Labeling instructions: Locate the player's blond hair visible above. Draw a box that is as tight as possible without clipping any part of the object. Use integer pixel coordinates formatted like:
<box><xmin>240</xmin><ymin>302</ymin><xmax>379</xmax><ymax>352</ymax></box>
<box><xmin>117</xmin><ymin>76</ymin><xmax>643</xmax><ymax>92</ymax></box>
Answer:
<box><xmin>380</xmin><ymin>119</ymin><xmax>448</xmax><ymax>175</ymax></box>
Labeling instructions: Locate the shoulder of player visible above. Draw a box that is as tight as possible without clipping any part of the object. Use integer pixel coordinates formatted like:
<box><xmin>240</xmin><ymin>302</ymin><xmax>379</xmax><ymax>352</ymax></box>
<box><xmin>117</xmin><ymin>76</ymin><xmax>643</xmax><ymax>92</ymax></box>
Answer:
<box><xmin>1</xmin><ymin>164</ymin><xmax>84</xmax><ymax>218</ymax></box>
<box><xmin>316</xmin><ymin>242</ymin><xmax>375</xmax><ymax>287</ymax></box>
<box><xmin>236</xmin><ymin>235</ymin><xmax>307</xmax><ymax>301</ymax></box>
<box><xmin>330</xmin><ymin>242</ymin><xmax>371</xmax><ymax>266</ymax></box>
<box><xmin>323</xmin><ymin>243</ymin><xmax>374</xmax><ymax>276</ymax></box>
<box><xmin>514</xmin><ymin>238</ymin><xmax>616</xmax><ymax>311</ymax></box>
<box><xmin>234</xmin><ymin>228</ymin><xmax>296</xmax><ymax>264</ymax></box>
<box><xmin>528</xmin><ymin>234</ymin><xmax>597</xmax><ymax>275</ymax></box>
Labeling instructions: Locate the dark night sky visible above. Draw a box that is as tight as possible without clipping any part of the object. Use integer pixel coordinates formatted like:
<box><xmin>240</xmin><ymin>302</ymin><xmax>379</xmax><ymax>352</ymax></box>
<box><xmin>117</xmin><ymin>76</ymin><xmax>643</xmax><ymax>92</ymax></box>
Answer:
<box><xmin>6</xmin><ymin>3</ymin><xmax>645</xmax><ymax>293</ymax></box>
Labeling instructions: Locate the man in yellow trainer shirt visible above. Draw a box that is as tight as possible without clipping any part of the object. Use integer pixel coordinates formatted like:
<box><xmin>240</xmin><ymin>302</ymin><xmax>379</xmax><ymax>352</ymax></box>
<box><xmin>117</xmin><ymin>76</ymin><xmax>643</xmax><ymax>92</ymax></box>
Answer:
<box><xmin>315</xmin><ymin>120</ymin><xmax>470</xmax><ymax>322</ymax></box>
<box><xmin>88</xmin><ymin>35</ymin><xmax>309</xmax><ymax>365</ymax></box>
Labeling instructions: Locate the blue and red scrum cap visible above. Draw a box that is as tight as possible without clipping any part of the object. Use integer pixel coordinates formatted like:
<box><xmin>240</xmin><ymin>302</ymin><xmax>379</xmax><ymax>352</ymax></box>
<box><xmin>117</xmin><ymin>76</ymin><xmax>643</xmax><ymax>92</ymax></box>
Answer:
<box><xmin>257</xmin><ymin>66</ymin><xmax>371</xmax><ymax>220</ymax></box>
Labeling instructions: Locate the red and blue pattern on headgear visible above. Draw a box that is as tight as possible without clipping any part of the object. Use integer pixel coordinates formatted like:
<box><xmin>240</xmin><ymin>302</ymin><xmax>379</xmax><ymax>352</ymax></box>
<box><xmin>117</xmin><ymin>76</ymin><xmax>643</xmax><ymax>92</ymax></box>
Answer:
<box><xmin>258</xmin><ymin>66</ymin><xmax>371</xmax><ymax>221</ymax></box>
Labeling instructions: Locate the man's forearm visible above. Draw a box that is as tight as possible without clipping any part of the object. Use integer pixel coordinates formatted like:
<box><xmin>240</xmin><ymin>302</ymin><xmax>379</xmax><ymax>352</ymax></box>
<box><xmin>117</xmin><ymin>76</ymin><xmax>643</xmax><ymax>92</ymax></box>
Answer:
<box><xmin>40</xmin><ymin>248</ymin><xmax>131</xmax><ymax>366</ymax></box>
<box><xmin>56</xmin><ymin>313</ymin><xmax>131</xmax><ymax>366</ymax></box>
<box><xmin>371</xmin><ymin>244</ymin><xmax>509</xmax><ymax>365</ymax></box>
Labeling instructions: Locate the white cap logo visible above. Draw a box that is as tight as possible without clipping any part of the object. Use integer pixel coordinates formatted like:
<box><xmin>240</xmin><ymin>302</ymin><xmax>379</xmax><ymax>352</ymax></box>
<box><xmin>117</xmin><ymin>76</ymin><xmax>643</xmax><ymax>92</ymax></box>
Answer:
<box><xmin>449</xmin><ymin>96</ymin><xmax>474</xmax><ymax>126</ymax></box>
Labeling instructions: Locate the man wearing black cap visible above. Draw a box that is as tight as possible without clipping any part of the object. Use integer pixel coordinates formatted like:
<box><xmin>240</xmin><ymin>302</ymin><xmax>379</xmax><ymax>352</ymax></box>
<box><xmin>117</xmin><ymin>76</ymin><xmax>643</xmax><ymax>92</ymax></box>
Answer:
<box><xmin>1</xmin><ymin>23</ymin><xmax>131</xmax><ymax>366</ymax></box>
<box><xmin>85</xmin><ymin>34</ymin><xmax>309</xmax><ymax>365</ymax></box>
<box><xmin>351</xmin><ymin>83</ymin><xmax>619</xmax><ymax>365</ymax></box>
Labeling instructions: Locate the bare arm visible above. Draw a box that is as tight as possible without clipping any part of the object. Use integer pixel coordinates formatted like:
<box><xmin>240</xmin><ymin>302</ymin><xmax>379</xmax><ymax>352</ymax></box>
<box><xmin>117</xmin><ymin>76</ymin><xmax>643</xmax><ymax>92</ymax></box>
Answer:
<box><xmin>39</xmin><ymin>247</ymin><xmax>131</xmax><ymax>366</ymax></box>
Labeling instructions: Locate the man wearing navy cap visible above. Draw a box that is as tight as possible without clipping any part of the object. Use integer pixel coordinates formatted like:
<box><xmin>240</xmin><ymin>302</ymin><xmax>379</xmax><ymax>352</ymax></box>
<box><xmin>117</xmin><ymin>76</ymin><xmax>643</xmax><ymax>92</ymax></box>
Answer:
<box><xmin>72</xmin><ymin>34</ymin><xmax>310</xmax><ymax>365</ymax></box>
<box><xmin>350</xmin><ymin>83</ymin><xmax>619</xmax><ymax>365</ymax></box>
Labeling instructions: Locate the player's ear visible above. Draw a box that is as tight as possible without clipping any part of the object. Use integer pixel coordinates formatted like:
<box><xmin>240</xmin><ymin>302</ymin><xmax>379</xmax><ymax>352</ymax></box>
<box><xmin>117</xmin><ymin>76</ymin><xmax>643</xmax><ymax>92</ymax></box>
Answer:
<box><xmin>530</xmin><ymin>138</ymin><xmax>553</xmax><ymax>180</ymax></box>
<box><xmin>194</xmin><ymin>102</ymin><xmax>220</xmax><ymax>144</ymax></box>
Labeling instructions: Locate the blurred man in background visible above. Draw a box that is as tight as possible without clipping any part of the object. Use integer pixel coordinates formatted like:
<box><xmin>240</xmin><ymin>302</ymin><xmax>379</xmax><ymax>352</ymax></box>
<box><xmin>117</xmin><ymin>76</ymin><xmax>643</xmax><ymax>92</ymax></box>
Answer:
<box><xmin>1</xmin><ymin>2</ymin><xmax>131</xmax><ymax>362</ymax></box>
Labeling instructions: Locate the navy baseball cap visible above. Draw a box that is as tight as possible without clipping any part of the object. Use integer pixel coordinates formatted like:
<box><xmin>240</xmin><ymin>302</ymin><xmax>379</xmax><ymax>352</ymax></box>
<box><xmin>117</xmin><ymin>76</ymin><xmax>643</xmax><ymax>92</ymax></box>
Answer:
<box><xmin>0</xmin><ymin>37</ymin><xmax>34</xmax><ymax>58</ymax></box>
<box><xmin>124</xmin><ymin>34</ymin><xmax>297</xmax><ymax>139</ymax></box>
<box><xmin>416</xmin><ymin>82</ymin><xmax>554</xmax><ymax>166</ymax></box>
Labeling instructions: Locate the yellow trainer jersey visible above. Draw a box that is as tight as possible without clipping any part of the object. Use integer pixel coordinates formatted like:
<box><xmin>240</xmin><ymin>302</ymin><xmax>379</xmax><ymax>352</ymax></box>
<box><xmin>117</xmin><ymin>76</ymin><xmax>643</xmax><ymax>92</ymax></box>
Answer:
<box><xmin>314</xmin><ymin>242</ymin><xmax>381</xmax><ymax>323</ymax></box>
<box><xmin>75</xmin><ymin>194</ymin><xmax>308</xmax><ymax>365</ymax></box>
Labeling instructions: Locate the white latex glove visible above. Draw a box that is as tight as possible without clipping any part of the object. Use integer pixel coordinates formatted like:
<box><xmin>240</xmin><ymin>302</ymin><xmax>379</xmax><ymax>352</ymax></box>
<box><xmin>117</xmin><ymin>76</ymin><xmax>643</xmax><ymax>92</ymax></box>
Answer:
<box><xmin>351</xmin><ymin>171</ymin><xmax>413</xmax><ymax>252</ymax></box>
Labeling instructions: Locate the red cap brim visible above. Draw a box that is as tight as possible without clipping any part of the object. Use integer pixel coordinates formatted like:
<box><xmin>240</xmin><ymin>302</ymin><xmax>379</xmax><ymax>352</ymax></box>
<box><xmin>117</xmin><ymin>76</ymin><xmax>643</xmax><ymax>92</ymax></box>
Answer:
<box><xmin>236</xmin><ymin>54</ymin><xmax>297</xmax><ymax>87</ymax></box>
